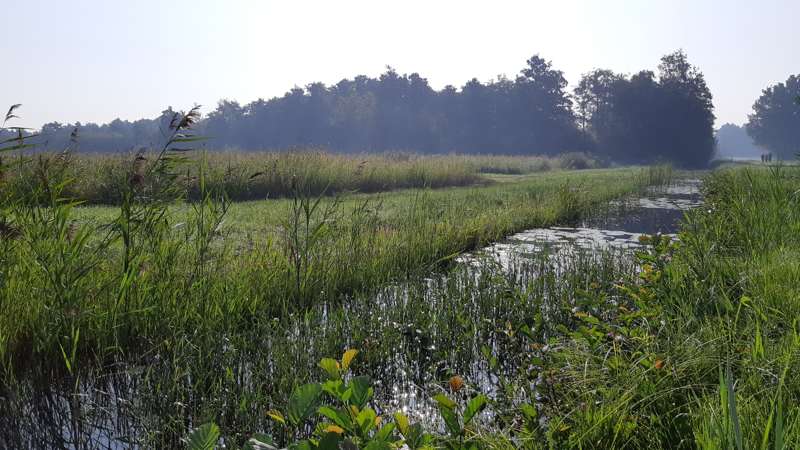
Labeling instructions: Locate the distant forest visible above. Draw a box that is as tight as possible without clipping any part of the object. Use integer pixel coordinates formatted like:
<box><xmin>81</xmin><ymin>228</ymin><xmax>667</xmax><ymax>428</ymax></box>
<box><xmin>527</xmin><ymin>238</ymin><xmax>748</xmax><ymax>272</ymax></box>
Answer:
<box><xmin>715</xmin><ymin>124</ymin><xmax>761</xmax><ymax>158</ymax></box>
<box><xmin>4</xmin><ymin>50</ymin><xmax>724</xmax><ymax>168</ymax></box>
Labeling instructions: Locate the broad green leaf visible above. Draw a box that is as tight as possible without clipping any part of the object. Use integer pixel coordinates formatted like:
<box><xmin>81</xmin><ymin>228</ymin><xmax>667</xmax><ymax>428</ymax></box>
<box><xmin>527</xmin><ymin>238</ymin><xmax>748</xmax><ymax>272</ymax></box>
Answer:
<box><xmin>187</xmin><ymin>423</ymin><xmax>219</xmax><ymax>450</ymax></box>
<box><xmin>319</xmin><ymin>358</ymin><xmax>341</xmax><ymax>380</ymax></box>
<box><xmin>432</xmin><ymin>393</ymin><xmax>456</xmax><ymax>410</ymax></box>
<box><xmin>356</xmin><ymin>407</ymin><xmax>377</xmax><ymax>435</ymax></box>
<box><xmin>288</xmin><ymin>383</ymin><xmax>323</xmax><ymax>426</ymax></box>
<box><xmin>348</xmin><ymin>376</ymin><xmax>373</xmax><ymax>408</ymax></box>
<box><xmin>403</xmin><ymin>423</ymin><xmax>430</xmax><ymax>449</ymax></box>
<box><xmin>374</xmin><ymin>423</ymin><xmax>396</xmax><ymax>442</ymax></box>
<box><xmin>463</xmin><ymin>394</ymin><xmax>488</xmax><ymax>426</ymax></box>
<box><xmin>317</xmin><ymin>431</ymin><xmax>343</xmax><ymax>450</ymax></box>
<box><xmin>322</xmin><ymin>379</ymin><xmax>346</xmax><ymax>398</ymax></box>
<box><xmin>363</xmin><ymin>441</ymin><xmax>391</xmax><ymax>450</ymax></box>
<box><xmin>288</xmin><ymin>440</ymin><xmax>313</xmax><ymax>450</ymax></box>
<box><xmin>438</xmin><ymin>404</ymin><xmax>461</xmax><ymax>437</ymax></box>
<box><xmin>318</xmin><ymin>406</ymin><xmax>352</xmax><ymax>430</ymax></box>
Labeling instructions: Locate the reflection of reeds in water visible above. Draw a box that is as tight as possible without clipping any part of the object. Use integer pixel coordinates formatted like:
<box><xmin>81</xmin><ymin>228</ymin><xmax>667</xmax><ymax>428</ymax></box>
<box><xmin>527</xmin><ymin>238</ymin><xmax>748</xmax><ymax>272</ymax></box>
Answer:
<box><xmin>0</xmin><ymin>243</ymin><xmax>634</xmax><ymax>448</ymax></box>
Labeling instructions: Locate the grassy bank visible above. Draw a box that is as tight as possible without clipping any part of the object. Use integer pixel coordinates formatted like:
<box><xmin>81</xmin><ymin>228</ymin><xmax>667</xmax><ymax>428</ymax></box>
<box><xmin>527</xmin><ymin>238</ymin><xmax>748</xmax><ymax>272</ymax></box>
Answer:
<box><xmin>1</xmin><ymin>151</ymin><xmax>603</xmax><ymax>205</ymax></box>
<box><xmin>0</xmin><ymin>164</ymin><xmax>665</xmax><ymax>369</ymax></box>
<box><xmin>170</xmin><ymin>166</ymin><xmax>800</xmax><ymax>450</ymax></box>
<box><xmin>487</xmin><ymin>165</ymin><xmax>800</xmax><ymax>448</ymax></box>
<box><xmin>0</xmin><ymin>154</ymin><xmax>671</xmax><ymax>447</ymax></box>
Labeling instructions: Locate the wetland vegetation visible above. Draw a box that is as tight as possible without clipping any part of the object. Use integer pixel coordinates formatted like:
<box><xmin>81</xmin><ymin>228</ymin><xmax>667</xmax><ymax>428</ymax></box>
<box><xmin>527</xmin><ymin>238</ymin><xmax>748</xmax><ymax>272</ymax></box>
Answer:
<box><xmin>1</xmin><ymin>11</ymin><xmax>798</xmax><ymax>447</ymax></box>
<box><xmin>2</xmin><ymin>109</ymin><xmax>799</xmax><ymax>449</ymax></box>
<box><xmin>0</xmin><ymin>115</ymin><xmax>681</xmax><ymax>448</ymax></box>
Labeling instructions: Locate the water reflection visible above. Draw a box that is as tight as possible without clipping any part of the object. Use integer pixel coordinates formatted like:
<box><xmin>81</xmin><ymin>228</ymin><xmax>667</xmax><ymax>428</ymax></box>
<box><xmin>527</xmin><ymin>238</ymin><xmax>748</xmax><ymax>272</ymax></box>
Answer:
<box><xmin>468</xmin><ymin>179</ymin><xmax>701</xmax><ymax>270</ymax></box>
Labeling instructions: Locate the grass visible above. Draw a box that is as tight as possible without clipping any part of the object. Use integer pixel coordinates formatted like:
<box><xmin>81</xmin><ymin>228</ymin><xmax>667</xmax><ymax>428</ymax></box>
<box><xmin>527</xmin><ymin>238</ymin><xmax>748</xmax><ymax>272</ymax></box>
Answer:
<box><xmin>3</xmin><ymin>105</ymin><xmax>796</xmax><ymax>449</ymax></box>
<box><xmin>168</xmin><ymin>164</ymin><xmax>800</xmax><ymax>450</ymax></box>
<box><xmin>0</xmin><ymin>166</ymin><xmax>660</xmax><ymax>364</ymax></box>
<box><xmin>72</xmin><ymin>167</ymin><xmax>663</xmax><ymax>239</ymax></box>
<box><xmin>0</xmin><ymin>141</ymin><xmax>669</xmax><ymax>447</ymax></box>
<box><xmin>0</xmin><ymin>150</ymin><xmax>604</xmax><ymax>205</ymax></box>
<box><xmin>509</xmin><ymin>165</ymin><xmax>800</xmax><ymax>449</ymax></box>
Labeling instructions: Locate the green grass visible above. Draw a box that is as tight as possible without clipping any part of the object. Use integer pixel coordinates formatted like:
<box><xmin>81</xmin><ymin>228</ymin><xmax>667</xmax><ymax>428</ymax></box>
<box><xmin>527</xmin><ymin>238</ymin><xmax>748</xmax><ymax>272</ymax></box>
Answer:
<box><xmin>173</xmin><ymin>164</ymin><xmax>800</xmax><ymax>450</ymax></box>
<box><xmin>0</xmin><ymin>165</ymin><xmax>664</xmax><ymax>363</ymax></box>
<box><xmin>506</xmin><ymin>165</ymin><xmax>800</xmax><ymax>449</ymax></box>
<box><xmin>1</xmin><ymin>151</ymin><xmax>604</xmax><ymax>205</ymax></box>
<box><xmin>3</xmin><ymin>119</ymin><xmax>796</xmax><ymax>449</ymax></box>
<box><xmin>73</xmin><ymin>167</ymin><xmax>659</xmax><ymax>238</ymax></box>
<box><xmin>0</xmin><ymin>153</ymin><xmax>678</xmax><ymax>447</ymax></box>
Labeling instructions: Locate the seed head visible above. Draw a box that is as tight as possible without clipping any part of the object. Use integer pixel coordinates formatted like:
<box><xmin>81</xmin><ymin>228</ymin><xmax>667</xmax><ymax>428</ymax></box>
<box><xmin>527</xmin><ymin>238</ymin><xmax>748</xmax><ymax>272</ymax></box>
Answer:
<box><xmin>448</xmin><ymin>375</ymin><xmax>464</xmax><ymax>393</ymax></box>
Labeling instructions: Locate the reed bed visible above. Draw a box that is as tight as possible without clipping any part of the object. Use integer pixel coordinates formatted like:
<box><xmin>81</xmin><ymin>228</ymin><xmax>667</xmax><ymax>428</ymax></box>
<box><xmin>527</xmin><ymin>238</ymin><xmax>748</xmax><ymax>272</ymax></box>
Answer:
<box><xmin>455</xmin><ymin>152</ymin><xmax>602</xmax><ymax>175</ymax></box>
<box><xmin>0</xmin><ymin>151</ymin><xmax>604</xmax><ymax>205</ymax></box>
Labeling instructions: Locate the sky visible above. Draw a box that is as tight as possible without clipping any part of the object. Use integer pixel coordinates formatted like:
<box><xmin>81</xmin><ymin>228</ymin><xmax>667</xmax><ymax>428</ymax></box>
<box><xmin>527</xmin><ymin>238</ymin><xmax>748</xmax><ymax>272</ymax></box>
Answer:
<box><xmin>2</xmin><ymin>0</ymin><xmax>798</xmax><ymax>129</ymax></box>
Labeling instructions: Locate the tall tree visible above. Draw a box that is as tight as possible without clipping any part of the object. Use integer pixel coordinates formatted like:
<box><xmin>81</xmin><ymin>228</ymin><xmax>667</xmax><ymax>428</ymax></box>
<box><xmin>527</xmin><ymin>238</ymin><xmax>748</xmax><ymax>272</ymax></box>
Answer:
<box><xmin>20</xmin><ymin>51</ymin><xmax>718</xmax><ymax>167</ymax></box>
<box><xmin>655</xmin><ymin>50</ymin><xmax>716</xmax><ymax>167</ymax></box>
<box><xmin>575</xmin><ymin>50</ymin><xmax>715</xmax><ymax>168</ymax></box>
<box><xmin>746</xmin><ymin>74</ymin><xmax>800</xmax><ymax>159</ymax></box>
<box><xmin>716</xmin><ymin>123</ymin><xmax>760</xmax><ymax>158</ymax></box>
<box><xmin>514</xmin><ymin>55</ymin><xmax>579</xmax><ymax>154</ymax></box>
<box><xmin>573</xmin><ymin>69</ymin><xmax>624</xmax><ymax>133</ymax></box>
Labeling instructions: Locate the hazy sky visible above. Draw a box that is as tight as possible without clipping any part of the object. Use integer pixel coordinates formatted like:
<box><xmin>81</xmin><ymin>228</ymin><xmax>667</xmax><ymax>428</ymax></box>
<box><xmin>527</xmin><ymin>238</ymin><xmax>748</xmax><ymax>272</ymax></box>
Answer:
<box><xmin>2</xmin><ymin>0</ymin><xmax>798</xmax><ymax>129</ymax></box>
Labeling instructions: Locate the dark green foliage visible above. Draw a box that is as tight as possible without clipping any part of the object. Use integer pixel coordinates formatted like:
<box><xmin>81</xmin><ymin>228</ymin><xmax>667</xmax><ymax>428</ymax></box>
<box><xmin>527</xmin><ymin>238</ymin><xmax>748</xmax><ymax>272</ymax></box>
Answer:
<box><xmin>4</xmin><ymin>59</ymin><xmax>583</xmax><ymax>157</ymax></box>
<box><xmin>2</xmin><ymin>52</ymin><xmax>722</xmax><ymax>169</ymax></box>
<box><xmin>575</xmin><ymin>50</ymin><xmax>716</xmax><ymax>168</ymax></box>
<box><xmin>746</xmin><ymin>74</ymin><xmax>800</xmax><ymax>159</ymax></box>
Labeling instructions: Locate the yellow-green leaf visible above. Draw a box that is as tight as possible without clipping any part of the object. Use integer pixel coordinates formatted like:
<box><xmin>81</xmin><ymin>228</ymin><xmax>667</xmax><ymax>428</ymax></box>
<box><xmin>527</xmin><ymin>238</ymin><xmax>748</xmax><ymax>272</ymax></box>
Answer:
<box><xmin>341</xmin><ymin>349</ymin><xmax>358</xmax><ymax>371</ymax></box>
<box><xmin>319</xmin><ymin>358</ymin><xmax>341</xmax><ymax>380</ymax></box>
<box><xmin>433</xmin><ymin>393</ymin><xmax>456</xmax><ymax>410</ymax></box>
<box><xmin>324</xmin><ymin>424</ymin><xmax>344</xmax><ymax>434</ymax></box>
<box><xmin>394</xmin><ymin>412</ymin><xmax>409</xmax><ymax>435</ymax></box>
<box><xmin>266</xmin><ymin>409</ymin><xmax>285</xmax><ymax>425</ymax></box>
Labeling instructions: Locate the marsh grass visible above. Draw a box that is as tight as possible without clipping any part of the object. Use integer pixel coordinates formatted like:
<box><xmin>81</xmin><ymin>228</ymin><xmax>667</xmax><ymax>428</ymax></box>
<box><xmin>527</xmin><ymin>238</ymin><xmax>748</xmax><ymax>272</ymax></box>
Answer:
<box><xmin>0</xmin><ymin>104</ymin><xmax>691</xmax><ymax>449</ymax></box>
<box><xmin>0</xmin><ymin>154</ymin><xmax>659</xmax><ymax>447</ymax></box>
<box><xmin>0</xmin><ymin>151</ymin><xmax>606</xmax><ymax>205</ymax></box>
<box><xmin>512</xmin><ymin>166</ymin><xmax>800</xmax><ymax>449</ymax></box>
<box><xmin>0</xmin><ymin>240</ymin><xmax>637</xmax><ymax>448</ymax></box>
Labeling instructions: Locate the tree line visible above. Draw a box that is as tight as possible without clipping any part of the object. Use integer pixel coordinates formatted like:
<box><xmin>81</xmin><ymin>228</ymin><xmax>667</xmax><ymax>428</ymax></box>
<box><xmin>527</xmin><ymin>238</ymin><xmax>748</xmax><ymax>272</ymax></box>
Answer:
<box><xmin>5</xmin><ymin>50</ymin><xmax>726</xmax><ymax>168</ymax></box>
<box><xmin>746</xmin><ymin>74</ymin><xmax>800</xmax><ymax>160</ymax></box>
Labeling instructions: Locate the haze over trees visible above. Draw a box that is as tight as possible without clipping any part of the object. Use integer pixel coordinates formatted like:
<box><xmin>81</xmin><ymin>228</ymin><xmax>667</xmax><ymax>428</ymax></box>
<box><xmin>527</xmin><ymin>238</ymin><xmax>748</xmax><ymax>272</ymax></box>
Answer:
<box><xmin>715</xmin><ymin>123</ymin><xmax>761</xmax><ymax>159</ymax></box>
<box><xmin>4</xmin><ymin>51</ymin><xmax>720</xmax><ymax>168</ymax></box>
<box><xmin>574</xmin><ymin>50</ymin><xmax>716</xmax><ymax>167</ymax></box>
<box><xmin>745</xmin><ymin>74</ymin><xmax>800</xmax><ymax>160</ymax></box>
